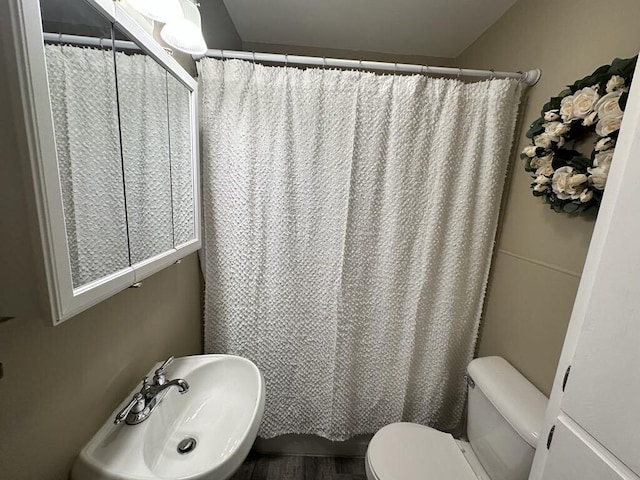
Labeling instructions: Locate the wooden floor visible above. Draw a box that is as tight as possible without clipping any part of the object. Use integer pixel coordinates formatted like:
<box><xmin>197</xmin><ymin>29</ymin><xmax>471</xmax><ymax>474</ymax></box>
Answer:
<box><xmin>229</xmin><ymin>453</ymin><xmax>367</xmax><ymax>480</ymax></box>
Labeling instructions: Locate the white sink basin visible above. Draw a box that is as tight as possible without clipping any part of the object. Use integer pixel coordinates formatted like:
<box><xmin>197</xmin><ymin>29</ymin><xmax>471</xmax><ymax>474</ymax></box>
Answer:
<box><xmin>72</xmin><ymin>354</ymin><xmax>265</xmax><ymax>480</ymax></box>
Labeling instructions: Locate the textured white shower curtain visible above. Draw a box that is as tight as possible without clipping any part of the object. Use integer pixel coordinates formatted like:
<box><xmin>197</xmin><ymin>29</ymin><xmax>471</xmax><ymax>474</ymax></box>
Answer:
<box><xmin>45</xmin><ymin>45</ymin><xmax>129</xmax><ymax>287</ymax></box>
<box><xmin>199</xmin><ymin>59</ymin><xmax>522</xmax><ymax>440</ymax></box>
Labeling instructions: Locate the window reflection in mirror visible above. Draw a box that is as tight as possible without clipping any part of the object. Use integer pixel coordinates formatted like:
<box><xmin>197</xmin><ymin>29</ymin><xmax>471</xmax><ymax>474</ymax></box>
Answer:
<box><xmin>167</xmin><ymin>74</ymin><xmax>195</xmax><ymax>247</ymax></box>
<box><xmin>114</xmin><ymin>26</ymin><xmax>174</xmax><ymax>265</ymax></box>
<box><xmin>41</xmin><ymin>0</ymin><xmax>130</xmax><ymax>288</ymax></box>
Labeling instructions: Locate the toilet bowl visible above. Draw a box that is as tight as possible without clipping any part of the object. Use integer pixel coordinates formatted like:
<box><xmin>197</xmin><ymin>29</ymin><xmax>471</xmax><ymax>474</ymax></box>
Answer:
<box><xmin>365</xmin><ymin>356</ymin><xmax>548</xmax><ymax>480</ymax></box>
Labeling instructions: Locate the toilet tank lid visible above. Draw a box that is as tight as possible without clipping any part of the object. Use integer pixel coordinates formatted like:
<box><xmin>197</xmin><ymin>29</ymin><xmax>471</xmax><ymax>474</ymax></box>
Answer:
<box><xmin>467</xmin><ymin>356</ymin><xmax>548</xmax><ymax>448</ymax></box>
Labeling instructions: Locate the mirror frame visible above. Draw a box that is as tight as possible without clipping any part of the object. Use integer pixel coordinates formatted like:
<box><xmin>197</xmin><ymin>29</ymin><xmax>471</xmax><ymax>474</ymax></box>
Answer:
<box><xmin>8</xmin><ymin>0</ymin><xmax>201</xmax><ymax>324</ymax></box>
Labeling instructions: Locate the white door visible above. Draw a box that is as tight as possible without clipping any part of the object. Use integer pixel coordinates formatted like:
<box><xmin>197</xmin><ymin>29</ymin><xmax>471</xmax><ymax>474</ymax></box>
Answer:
<box><xmin>543</xmin><ymin>416</ymin><xmax>637</xmax><ymax>480</ymax></box>
<box><xmin>530</xmin><ymin>55</ymin><xmax>640</xmax><ymax>480</ymax></box>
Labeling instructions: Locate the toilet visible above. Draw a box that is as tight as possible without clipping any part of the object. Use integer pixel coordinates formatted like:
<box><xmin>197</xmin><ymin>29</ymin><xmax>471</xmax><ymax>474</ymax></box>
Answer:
<box><xmin>365</xmin><ymin>356</ymin><xmax>548</xmax><ymax>480</ymax></box>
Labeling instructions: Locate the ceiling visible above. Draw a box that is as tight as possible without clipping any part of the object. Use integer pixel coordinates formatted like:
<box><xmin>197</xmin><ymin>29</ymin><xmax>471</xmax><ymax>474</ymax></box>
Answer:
<box><xmin>222</xmin><ymin>0</ymin><xmax>517</xmax><ymax>58</ymax></box>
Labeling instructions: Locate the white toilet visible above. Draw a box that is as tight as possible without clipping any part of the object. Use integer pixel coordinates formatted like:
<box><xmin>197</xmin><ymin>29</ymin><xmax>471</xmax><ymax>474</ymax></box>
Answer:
<box><xmin>365</xmin><ymin>356</ymin><xmax>548</xmax><ymax>480</ymax></box>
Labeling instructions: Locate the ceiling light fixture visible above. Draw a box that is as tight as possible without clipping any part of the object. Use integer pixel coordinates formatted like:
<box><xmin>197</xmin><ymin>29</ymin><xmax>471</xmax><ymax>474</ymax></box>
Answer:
<box><xmin>160</xmin><ymin>0</ymin><xmax>208</xmax><ymax>55</ymax></box>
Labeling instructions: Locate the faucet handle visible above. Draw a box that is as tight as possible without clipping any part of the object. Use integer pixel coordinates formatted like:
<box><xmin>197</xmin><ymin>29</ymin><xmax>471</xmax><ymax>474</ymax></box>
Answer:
<box><xmin>157</xmin><ymin>356</ymin><xmax>174</xmax><ymax>372</ymax></box>
<box><xmin>153</xmin><ymin>356</ymin><xmax>174</xmax><ymax>385</ymax></box>
<box><xmin>114</xmin><ymin>393</ymin><xmax>145</xmax><ymax>425</ymax></box>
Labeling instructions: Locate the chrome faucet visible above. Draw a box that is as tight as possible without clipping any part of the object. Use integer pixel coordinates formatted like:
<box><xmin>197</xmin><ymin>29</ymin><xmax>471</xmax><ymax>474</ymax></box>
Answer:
<box><xmin>114</xmin><ymin>356</ymin><xmax>189</xmax><ymax>425</ymax></box>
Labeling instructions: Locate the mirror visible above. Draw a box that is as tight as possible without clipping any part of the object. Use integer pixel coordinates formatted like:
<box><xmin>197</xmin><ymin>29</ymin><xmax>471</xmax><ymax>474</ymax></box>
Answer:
<box><xmin>114</xmin><ymin>26</ymin><xmax>174</xmax><ymax>265</ymax></box>
<box><xmin>40</xmin><ymin>0</ymin><xmax>130</xmax><ymax>288</ymax></box>
<box><xmin>167</xmin><ymin>73</ymin><xmax>195</xmax><ymax>246</ymax></box>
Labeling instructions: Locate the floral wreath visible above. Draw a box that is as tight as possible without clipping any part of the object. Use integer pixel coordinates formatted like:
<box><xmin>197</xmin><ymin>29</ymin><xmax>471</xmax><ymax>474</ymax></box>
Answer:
<box><xmin>522</xmin><ymin>56</ymin><xmax>637</xmax><ymax>213</ymax></box>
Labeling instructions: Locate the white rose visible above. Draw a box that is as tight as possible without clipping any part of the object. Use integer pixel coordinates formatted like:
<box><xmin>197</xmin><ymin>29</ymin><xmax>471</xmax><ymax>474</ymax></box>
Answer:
<box><xmin>582</xmin><ymin>111</ymin><xmax>598</xmax><ymax>127</ymax></box>
<box><xmin>579</xmin><ymin>189</ymin><xmax>594</xmax><ymax>203</ymax></box>
<box><xmin>595</xmin><ymin>116</ymin><xmax>622</xmax><ymax>136</ymax></box>
<box><xmin>572</xmin><ymin>87</ymin><xmax>600</xmax><ymax>119</ymax></box>
<box><xmin>522</xmin><ymin>145</ymin><xmax>537</xmax><ymax>157</ymax></box>
<box><xmin>595</xmin><ymin>137</ymin><xmax>615</xmax><ymax>151</ymax></box>
<box><xmin>593</xmin><ymin>150</ymin><xmax>615</xmax><ymax>170</ymax></box>
<box><xmin>544</xmin><ymin>121</ymin><xmax>570</xmax><ymax>136</ymax></box>
<box><xmin>534</xmin><ymin>132</ymin><xmax>564</xmax><ymax>148</ymax></box>
<box><xmin>552</xmin><ymin>166</ymin><xmax>587</xmax><ymax>200</ymax></box>
<box><xmin>533</xmin><ymin>183</ymin><xmax>549</xmax><ymax>193</ymax></box>
<box><xmin>595</xmin><ymin>91</ymin><xmax>624</xmax><ymax>121</ymax></box>
<box><xmin>560</xmin><ymin>95</ymin><xmax>575</xmax><ymax>123</ymax></box>
<box><xmin>534</xmin><ymin>134</ymin><xmax>552</xmax><ymax>149</ymax></box>
<box><xmin>536</xmin><ymin>164</ymin><xmax>554</xmax><ymax>177</ymax></box>
<box><xmin>535</xmin><ymin>174</ymin><xmax>551</xmax><ymax>185</ymax></box>
<box><xmin>530</xmin><ymin>154</ymin><xmax>553</xmax><ymax>170</ymax></box>
<box><xmin>568</xmin><ymin>173</ymin><xmax>588</xmax><ymax>187</ymax></box>
<box><xmin>544</xmin><ymin>110</ymin><xmax>560</xmax><ymax>121</ymax></box>
<box><xmin>588</xmin><ymin>166</ymin><xmax>609</xmax><ymax>190</ymax></box>
<box><xmin>606</xmin><ymin>75</ymin><xmax>625</xmax><ymax>93</ymax></box>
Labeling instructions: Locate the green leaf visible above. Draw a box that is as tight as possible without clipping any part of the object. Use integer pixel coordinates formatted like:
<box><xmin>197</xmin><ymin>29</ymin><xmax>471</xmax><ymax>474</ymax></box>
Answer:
<box><xmin>611</xmin><ymin>57</ymin><xmax>624</xmax><ymax>67</ymax></box>
<box><xmin>567</xmin><ymin>156</ymin><xmax>592</xmax><ymax>171</ymax></box>
<box><xmin>524</xmin><ymin>159</ymin><xmax>536</xmax><ymax>172</ymax></box>
<box><xmin>593</xmin><ymin>64</ymin><xmax>611</xmax><ymax>76</ymax></box>
<box><xmin>549</xmin><ymin>96</ymin><xmax>563</xmax><ymax>110</ymax></box>
<box><xmin>530</xmin><ymin>117</ymin><xmax>545</xmax><ymax>128</ymax></box>
<box><xmin>551</xmin><ymin>157</ymin><xmax>567</xmax><ymax>170</ymax></box>
<box><xmin>563</xmin><ymin>202</ymin><xmax>581</xmax><ymax>214</ymax></box>
<box><xmin>526</xmin><ymin>124</ymin><xmax>544</xmax><ymax>139</ymax></box>
<box><xmin>524</xmin><ymin>156</ymin><xmax>539</xmax><ymax>172</ymax></box>
<box><xmin>554</xmin><ymin>149</ymin><xmax>581</xmax><ymax>160</ymax></box>
<box><xmin>558</xmin><ymin>88</ymin><xmax>573</xmax><ymax>97</ymax></box>
<box><xmin>609</xmin><ymin>56</ymin><xmax>638</xmax><ymax>79</ymax></box>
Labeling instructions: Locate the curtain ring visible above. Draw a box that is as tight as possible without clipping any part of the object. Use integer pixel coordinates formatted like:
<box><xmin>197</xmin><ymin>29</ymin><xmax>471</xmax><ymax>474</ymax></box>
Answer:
<box><xmin>285</xmin><ymin>53</ymin><xmax>289</xmax><ymax>67</ymax></box>
<box><xmin>252</xmin><ymin>51</ymin><xmax>256</xmax><ymax>70</ymax></box>
<box><xmin>359</xmin><ymin>59</ymin><xmax>363</xmax><ymax>72</ymax></box>
<box><xmin>457</xmin><ymin>67</ymin><xmax>462</xmax><ymax>80</ymax></box>
<box><xmin>220</xmin><ymin>49</ymin><xmax>224</xmax><ymax>60</ymax></box>
<box><xmin>394</xmin><ymin>62</ymin><xmax>398</xmax><ymax>75</ymax></box>
<box><xmin>490</xmin><ymin>68</ymin><xmax>496</xmax><ymax>80</ymax></box>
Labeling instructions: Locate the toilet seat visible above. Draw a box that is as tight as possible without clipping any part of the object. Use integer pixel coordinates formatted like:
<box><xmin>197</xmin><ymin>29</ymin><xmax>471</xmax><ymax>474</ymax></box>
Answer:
<box><xmin>365</xmin><ymin>422</ymin><xmax>478</xmax><ymax>480</ymax></box>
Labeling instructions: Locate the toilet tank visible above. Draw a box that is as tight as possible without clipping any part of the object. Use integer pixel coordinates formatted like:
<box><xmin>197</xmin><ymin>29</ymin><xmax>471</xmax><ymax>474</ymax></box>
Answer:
<box><xmin>466</xmin><ymin>357</ymin><xmax>548</xmax><ymax>480</ymax></box>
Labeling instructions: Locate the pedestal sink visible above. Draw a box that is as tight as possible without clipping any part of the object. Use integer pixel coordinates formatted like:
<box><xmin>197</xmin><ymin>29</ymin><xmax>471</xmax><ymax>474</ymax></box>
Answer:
<box><xmin>72</xmin><ymin>354</ymin><xmax>265</xmax><ymax>480</ymax></box>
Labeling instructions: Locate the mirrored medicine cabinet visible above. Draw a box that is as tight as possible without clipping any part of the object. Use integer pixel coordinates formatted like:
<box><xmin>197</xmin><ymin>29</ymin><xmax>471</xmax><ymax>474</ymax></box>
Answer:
<box><xmin>3</xmin><ymin>0</ymin><xmax>201</xmax><ymax>324</ymax></box>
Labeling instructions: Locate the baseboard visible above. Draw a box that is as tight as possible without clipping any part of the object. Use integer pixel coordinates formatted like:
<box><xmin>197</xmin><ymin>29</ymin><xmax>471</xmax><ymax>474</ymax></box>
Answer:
<box><xmin>252</xmin><ymin>434</ymin><xmax>373</xmax><ymax>457</ymax></box>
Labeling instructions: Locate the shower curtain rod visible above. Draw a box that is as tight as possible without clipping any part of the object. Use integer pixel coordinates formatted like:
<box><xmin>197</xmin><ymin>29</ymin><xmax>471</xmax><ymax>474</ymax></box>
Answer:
<box><xmin>196</xmin><ymin>49</ymin><xmax>541</xmax><ymax>86</ymax></box>
<box><xmin>43</xmin><ymin>33</ymin><xmax>141</xmax><ymax>52</ymax></box>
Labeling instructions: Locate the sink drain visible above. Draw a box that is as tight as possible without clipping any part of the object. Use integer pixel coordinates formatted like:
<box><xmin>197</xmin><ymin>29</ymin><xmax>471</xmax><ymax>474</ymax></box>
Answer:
<box><xmin>177</xmin><ymin>437</ymin><xmax>197</xmax><ymax>455</ymax></box>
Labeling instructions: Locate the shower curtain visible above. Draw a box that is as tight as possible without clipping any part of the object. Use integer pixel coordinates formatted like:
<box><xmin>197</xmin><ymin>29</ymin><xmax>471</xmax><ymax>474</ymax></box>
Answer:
<box><xmin>199</xmin><ymin>58</ymin><xmax>522</xmax><ymax>440</ymax></box>
<box><xmin>45</xmin><ymin>45</ymin><xmax>128</xmax><ymax>287</ymax></box>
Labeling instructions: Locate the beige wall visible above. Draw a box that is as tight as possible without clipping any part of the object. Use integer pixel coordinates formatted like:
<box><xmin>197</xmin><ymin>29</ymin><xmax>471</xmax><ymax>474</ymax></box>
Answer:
<box><xmin>0</xmin><ymin>254</ymin><xmax>202</xmax><ymax>480</ymax></box>
<box><xmin>458</xmin><ymin>0</ymin><xmax>640</xmax><ymax>395</ymax></box>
